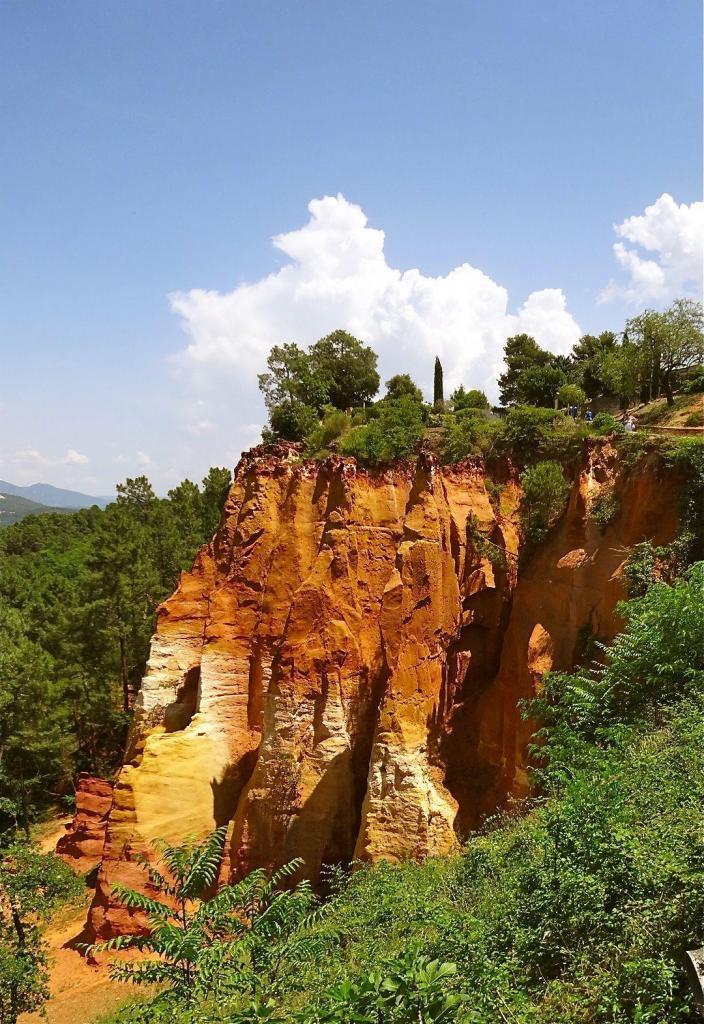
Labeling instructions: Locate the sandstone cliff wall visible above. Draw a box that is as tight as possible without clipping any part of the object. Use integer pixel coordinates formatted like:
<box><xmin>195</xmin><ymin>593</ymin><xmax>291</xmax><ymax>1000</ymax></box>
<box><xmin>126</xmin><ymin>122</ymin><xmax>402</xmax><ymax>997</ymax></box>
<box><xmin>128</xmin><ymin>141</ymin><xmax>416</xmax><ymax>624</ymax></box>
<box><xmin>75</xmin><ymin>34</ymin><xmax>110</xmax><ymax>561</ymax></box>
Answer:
<box><xmin>89</xmin><ymin>441</ymin><xmax>679</xmax><ymax>938</ymax></box>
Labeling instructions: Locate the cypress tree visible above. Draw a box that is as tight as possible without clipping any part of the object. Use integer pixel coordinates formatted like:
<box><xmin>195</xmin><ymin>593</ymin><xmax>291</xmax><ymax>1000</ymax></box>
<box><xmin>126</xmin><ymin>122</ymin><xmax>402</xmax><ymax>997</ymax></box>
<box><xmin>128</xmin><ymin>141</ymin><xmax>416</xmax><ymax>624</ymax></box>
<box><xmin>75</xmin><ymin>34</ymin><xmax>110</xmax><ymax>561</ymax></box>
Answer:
<box><xmin>433</xmin><ymin>356</ymin><xmax>444</xmax><ymax>410</ymax></box>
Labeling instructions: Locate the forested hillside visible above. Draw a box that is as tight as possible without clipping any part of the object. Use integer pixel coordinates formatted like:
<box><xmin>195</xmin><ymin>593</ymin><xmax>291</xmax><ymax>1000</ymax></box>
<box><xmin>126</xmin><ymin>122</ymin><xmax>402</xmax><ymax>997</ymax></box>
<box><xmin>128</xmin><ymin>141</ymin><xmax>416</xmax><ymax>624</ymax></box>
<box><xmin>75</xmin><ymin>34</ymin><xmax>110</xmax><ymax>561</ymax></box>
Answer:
<box><xmin>0</xmin><ymin>468</ymin><xmax>232</xmax><ymax>839</ymax></box>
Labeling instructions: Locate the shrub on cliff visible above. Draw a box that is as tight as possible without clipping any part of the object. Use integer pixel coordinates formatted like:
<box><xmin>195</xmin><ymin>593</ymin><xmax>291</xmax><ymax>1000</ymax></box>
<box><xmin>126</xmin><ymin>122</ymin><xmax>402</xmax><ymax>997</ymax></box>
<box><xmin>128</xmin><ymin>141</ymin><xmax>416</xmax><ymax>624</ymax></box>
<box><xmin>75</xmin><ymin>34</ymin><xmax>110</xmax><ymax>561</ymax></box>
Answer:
<box><xmin>589</xmin><ymin>411</ymin><xmax>625</xmax><ymax>436</ymax></box>
<box><xmin>498</xmin><ymin>406</ymin><xmax>589</xmax><ymax>465</ymax></box>
<box><xmin>442</xmin><ymin>410</ymin><xmax>504</xmax><ymax>463</ymax></box>
<box><xmin>340</xmin><ymin>396</ymin><xmax>424</xmax><ymax>465</ymax></box>
<box><xmin>519</xmin><ymin>460</ymin><xmax>570</xmax><ymax>545</ymax></box>
<box><xmin>304</xmin><ymin>408</ymin><xmax>352</xmax><ymax>455</ymax></box>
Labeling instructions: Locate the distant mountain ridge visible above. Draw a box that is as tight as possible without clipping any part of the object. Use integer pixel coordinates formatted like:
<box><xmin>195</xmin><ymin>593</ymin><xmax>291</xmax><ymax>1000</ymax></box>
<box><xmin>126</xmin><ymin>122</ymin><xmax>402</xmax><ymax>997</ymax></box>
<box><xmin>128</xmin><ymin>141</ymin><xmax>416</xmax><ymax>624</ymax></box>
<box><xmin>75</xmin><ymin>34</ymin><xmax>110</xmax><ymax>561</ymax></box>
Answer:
<box><xmin>0</xmin><ymin>492</ymin><xmax>74</xmax><ymax>525</ymax></box>
<box><xmin>0</xmin><ymin>479</ymin><xmax>114</xmax><ymax>509</ymax></box>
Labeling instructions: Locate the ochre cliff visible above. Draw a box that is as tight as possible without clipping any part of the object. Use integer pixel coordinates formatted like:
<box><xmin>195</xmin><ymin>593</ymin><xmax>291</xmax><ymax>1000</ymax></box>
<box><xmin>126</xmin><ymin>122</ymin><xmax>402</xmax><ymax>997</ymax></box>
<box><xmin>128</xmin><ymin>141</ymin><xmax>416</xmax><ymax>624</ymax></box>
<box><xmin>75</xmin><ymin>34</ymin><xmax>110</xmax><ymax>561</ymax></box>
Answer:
<box><xmin>88</xmin><ymin>441</ymin><xmax>680</xmax><ymax>938</ymax></box>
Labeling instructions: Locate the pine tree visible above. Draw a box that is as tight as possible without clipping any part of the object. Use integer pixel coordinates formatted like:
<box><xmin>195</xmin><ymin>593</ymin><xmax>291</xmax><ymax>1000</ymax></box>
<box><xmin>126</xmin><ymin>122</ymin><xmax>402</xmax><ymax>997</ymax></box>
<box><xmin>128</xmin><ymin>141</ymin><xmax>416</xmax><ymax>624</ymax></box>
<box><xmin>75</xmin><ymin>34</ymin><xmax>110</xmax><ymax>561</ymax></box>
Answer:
<box><xmin>433</xmin><ymin>356</ymin><xmax>444</xmax><ymax>410</ymax></box>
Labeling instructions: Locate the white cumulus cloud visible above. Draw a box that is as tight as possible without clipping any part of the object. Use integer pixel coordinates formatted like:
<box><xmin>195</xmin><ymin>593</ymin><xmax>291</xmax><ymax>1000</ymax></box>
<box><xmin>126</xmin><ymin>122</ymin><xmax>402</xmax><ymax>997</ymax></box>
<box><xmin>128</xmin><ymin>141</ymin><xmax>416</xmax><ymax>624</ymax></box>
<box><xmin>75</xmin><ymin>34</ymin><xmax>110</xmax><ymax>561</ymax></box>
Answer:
<box><xmin>170</xmin><ymin>194</ymin><xmax>581</xmax><ymax>402</ymax></box>
<box><xmin>600</xmin><ymin>193</ymin><xmax>703</xmax><ymax>304</ymax></box>
<box><xmin>13</xmin><ymin>447</ymin><xmax>89</xmax><ymax>467</ymax></box>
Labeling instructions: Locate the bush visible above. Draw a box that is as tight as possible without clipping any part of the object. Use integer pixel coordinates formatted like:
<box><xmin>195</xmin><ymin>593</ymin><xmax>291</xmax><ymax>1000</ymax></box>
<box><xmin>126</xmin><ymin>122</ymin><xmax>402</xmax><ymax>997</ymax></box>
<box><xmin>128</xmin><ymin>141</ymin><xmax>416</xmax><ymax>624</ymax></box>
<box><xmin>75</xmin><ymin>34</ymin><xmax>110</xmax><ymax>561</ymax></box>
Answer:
<box><xmin>685</xmin><ymin>410</ymin><xmax>704</xmax><ymax>427</ymax></box>
<box><xmin>682</xmin><ymin>369</ymin><xmax>704</xmax><ymax>393</ymax></box>
<box><xmin>520</xmin><ymin>461</ymin><xmax>570</xmax><ymax>545</ymax></box>
<box><xmin>265</xmin><ymin>401</ymin><xmax>319</xmax><ymax>443</ymax></box>
<box><xmin>500</xmin><ymin>406</ymin><xmax>556</xmax><ymax>460</ymax></box>
<box><xmin>499</xmin><ymin>407</ymin><xmax>589</xmax><ymax>465</ymax></box>
<box><xmin>340</xmin><ymin>396</ymin><xmax>424</xmax><ymax>466</ymax></box>
<box><xmin>590</xmin><ymin>412</ymin><xmax>625</xmax><ymax>436</ymax></box>
<box><xmin>304</xmin><ymin>409</ymin><xmax>351</xmax><ymax>454</ymax></box>
<box><xmin>442</xmin><ymin>411</ymin><xmax>504</xmax><ymax>463</ymax></box>
<box><xmin>530</xmin><ymin>562</ymin><xmax>704</xmax><ymax>745</ymax></box>
<box><xmin>589</xmin><ymin>486</ymin><xmax>620</xmax><ymax>529</ymax></box>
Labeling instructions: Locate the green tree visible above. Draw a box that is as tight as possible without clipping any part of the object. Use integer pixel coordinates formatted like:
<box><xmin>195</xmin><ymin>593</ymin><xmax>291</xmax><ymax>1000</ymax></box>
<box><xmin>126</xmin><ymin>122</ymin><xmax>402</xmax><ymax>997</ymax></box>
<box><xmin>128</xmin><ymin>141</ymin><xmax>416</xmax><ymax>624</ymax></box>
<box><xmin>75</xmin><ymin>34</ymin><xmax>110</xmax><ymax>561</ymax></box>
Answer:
<box><xmin>450</xmin><ymin>386</ymin><xmax>489</xmax><ymax>411</ymax></box>
<box><xmin>515</xmin><ymin>365</ymin><xmax>566</xmax><ymax>407</ymax></box>
<box><xmin>308</xmin><ymin>330</ymin><xmax>380</xmax><ymax>410</ymax></box>
<box><xmin>498</xmin><ymin>334</ymin><xmax>552</xmax><ymax>405</ymax></box>
<box><xmin>257</xmin><ymin>343</ymin><xmax>329</xmax><ymax>413</ymax></box>
<box><xmin>657</xmin><ymin>299</ymin><xmax>703</xmax><ymax>405</ymax></box>
<box><xmin>201</xmin><ymin>467</ymin><xmax>232</xmax><ymax>538</ymax></box>
<box><xmin>265</xmin><ymin>400</ymin><xmax>319</xmax><ymax>443</ymax></box>
<box><xmin>340</xmin><ymin>396</ymin><xmax>424</xmax><ymax>465</ymax></box>
<box><xmin>384</xmin><ymin>373</ymin><xmax>424</xmax><ymax>404</ymax></box>
<box><xmin>433</xmin><ymin>356</ymin><xmax>444</xmax><ymax>410</ymax></box>
<box><xmin>599</xmin><ymin>339</ymin><xmax>642</xmax><ymax>408</ymax></box>
<box><xmin>0</xmin><ymin>601</ymin><xmax>72</xmax><ymax>838</ymax></box>
<box><xmin>571</xmin><ymin>331</ymin><xmax>617</xmax><ymax>399</ymax></box>
<box><xmin>557</xmin><ymin>383</ymin><xmax>587</xmax><ymax>409</ymax></box>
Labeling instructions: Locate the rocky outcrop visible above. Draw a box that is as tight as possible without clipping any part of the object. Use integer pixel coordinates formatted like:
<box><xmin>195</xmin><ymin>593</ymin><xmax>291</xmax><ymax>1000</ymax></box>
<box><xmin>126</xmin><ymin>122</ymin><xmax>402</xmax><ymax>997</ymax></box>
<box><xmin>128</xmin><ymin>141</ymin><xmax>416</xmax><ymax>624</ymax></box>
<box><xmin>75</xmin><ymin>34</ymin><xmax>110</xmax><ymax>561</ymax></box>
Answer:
<box><xmin>88</xmin><ymin>440</ymin><xmax>680</xmax><ymax>938</ymax></box>
<box><xmin>56</xmin><ymin>774</ymin><xmax>113</xmax><ymax>875</ymax></box>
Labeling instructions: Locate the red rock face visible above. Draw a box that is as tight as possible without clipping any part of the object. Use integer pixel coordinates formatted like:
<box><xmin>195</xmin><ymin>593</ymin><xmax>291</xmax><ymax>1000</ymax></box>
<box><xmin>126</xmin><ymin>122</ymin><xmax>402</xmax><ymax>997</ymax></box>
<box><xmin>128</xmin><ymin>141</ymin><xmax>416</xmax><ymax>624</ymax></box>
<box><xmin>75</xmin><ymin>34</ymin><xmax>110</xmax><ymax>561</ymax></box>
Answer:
<box><xmin>56</xmin><ymin>774</ymin><xmax>113</xmax><ymax>874</ymax></box>
<box><xmin>88</xmin><ymin>441</ymin><xmax>680</xmax><ymax>938</ymax></box>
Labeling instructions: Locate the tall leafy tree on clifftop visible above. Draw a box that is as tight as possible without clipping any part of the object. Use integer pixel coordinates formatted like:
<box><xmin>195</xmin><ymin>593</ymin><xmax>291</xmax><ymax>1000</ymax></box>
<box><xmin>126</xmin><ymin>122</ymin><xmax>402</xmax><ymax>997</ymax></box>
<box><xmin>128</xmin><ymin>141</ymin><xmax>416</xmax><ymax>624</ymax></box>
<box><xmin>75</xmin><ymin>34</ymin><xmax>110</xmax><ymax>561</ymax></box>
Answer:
<box><xmin>308</xmin><ymin>330</ymin><xmax>380</xmax><ymax>410</ymax></box>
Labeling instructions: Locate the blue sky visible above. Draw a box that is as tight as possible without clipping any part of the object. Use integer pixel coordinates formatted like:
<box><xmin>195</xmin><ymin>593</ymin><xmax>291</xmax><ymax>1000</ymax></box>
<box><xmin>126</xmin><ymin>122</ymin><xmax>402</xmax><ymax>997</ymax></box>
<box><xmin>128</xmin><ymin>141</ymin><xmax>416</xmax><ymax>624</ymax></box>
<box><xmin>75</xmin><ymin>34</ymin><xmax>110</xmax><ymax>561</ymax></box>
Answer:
<box><xmin>1</xmin><ymin>0</ymin><xmax>701</xmax><ymax>493</ymax></box>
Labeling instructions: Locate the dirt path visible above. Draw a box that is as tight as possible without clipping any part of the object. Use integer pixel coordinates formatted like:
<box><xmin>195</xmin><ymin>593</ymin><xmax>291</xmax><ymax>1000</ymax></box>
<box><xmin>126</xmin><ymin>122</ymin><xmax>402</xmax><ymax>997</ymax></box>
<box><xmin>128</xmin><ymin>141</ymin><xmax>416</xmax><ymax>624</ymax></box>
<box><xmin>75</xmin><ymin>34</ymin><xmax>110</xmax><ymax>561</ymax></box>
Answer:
<box><xmin>19</xmin><ymin>897</ymin><xmax>137</xmax><ymax>1024</ymax></box>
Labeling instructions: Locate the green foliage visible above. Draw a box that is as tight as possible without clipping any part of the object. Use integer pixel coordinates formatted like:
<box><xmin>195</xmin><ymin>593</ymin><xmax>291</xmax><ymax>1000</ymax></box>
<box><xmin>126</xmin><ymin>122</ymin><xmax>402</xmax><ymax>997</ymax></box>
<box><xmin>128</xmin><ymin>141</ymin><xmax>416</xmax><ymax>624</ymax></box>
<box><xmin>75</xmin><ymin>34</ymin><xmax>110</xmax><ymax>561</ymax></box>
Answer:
<box><xmin>317</xmin><ymin>954</ymin><xmax>461</xmax><ymax>1023</ymax></box>
<box><xmin>308</xmin><ymin>330</ymin><xmax>380</xmax><ymax>411</ymax></box>
<box><xmin>257</xmin><ymin>343</ymin><xmax>330</xmax><ymax>414</ymax></box>
<box><xmin>682</xmin><ymin>368</ymin><xmax>704</xmax><ymax>393</ymax></box>
<box><xmin>384</xmin><ymin>373</ymin><xmax>424</xmax><ymax>404</ymax></box>
<box><xmin>685</xmin><ymin>410</ymin><xmax>704</xmax><ymax>426</ymax></box>
<box><xmin>467</xmin><ymin>514</ymin><xmax>508</xmax><ymax>570</ymax></box>
<box><xmin>442</xmin><ymin>411</ymin><xmax>504</xmax><ymax>463</ymax></box>
<box><xmin>519</xmin><ymin>461</ymin><xmax>570</xmax><ymax>545</ymax></box>
<box><xmin>515</xmin><ymin>364</ymin><xmax>566</xmax><ymax>406</ymax></box>
<box><xmin>259</xmin><ymin>332</ymin><xmax>380</xmax><ymax>440</ymax></box>
<box><xmin>304</xmin><ymin>409</ymin><xmax>352</xmax><ymax>455</ymax></box>
<box><xmin>498</xmin><ymin>334</ymin><xmax>552</xmax><ymax>406</ymax></box>
<box><xmin>340</xmin><ymin>396</ymin><xmax>424</xmax><ymax>465</ymax></box>
<box><xmin>627</xmin><ymin>299</ymin><xmax>703</xmax><ymax>405</ymax></box>
<box><xmin>265</xmin><ymin>400</ymin><xmax>319</xmax><ymax>442</ymax></box>
<box><xmin>557</xmin><ymin>382</ymin><xmax>587</xmax><ymax>408</ymax></box>
<box><xmin>500</xmin><ymin>405</ymin><xmax>584</xmax><ymax>463</ymax></box>
<box><xmin>588</xmin><ymin>486</ymin><xmax>620</xmax><ymax>529</ymax></box>
<box><xmin>433</xmin><ymin>356</ymin><xmax>444</xmax><ymax>410</ymax></box>
<box><xmin>91</xmin><ymin>830</ymin><xmax>318</xmax><ymax>1007</ymax></box>
<box><xmin>529</xmin><ymin>563</ymin><xmax>704</xmax><ymax>748</ymax></box>
<box><xmin>0</xmin><ymin>844</ymin><xmax>81</xmax><ymax>1024</ymax></box>
<box><xmin>590</xmin><ymin>411</ymin><xmax>625</xmax><ymax>435</ymax></box>
<box><xmin>450</xmin><ymin>386</ymin><xmax>489</xmax><ymax>411</ymax></box>
<box><xmin>571</xmin><ymin>332</ymin><xmax>618</xmax><ymax>399</ymax></box>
